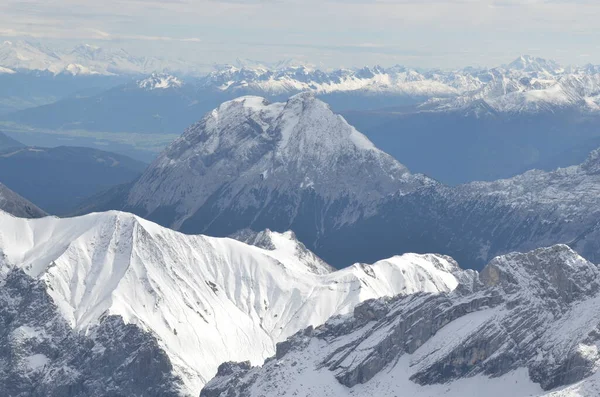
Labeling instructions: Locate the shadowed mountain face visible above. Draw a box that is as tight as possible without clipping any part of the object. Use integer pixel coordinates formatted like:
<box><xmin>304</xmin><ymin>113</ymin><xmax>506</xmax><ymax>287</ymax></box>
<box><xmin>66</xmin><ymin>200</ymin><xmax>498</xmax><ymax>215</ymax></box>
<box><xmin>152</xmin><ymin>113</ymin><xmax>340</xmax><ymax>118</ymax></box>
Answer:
<box><xmin>0</xmin><ymin>131</ymin><xmax>24</xmax><ymax>151</ymax></box>
<box><xmin>319</xmin><ymin>147</ymin><xmax>600</xmax><ymax>269</ymax></box>
<box><xmin>343</xmin><ymin>108</ymin><xmax>600</xmax><ymax>185</ymax></box>
<box><xmin>0</xmin><ymin>182</ymin><xmax>46</xmax><ymax>218</ymax></box>
<box><xmin>0</xmin><ymin>146</ymin><xmax>146</xmax><ymax>214</ymax></box>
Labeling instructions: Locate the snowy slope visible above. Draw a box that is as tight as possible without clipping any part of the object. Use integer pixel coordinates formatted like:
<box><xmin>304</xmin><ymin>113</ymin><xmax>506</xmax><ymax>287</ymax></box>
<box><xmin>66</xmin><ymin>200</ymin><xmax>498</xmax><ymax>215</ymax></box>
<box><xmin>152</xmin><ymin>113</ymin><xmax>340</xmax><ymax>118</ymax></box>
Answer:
<box><xmin>125</xmin><ymin>93</ymin><xmax>431</xmax><ymax>236</ymax></box>
<box><xmin>138</xmin><ymin>73</ymin><xmax>184</xmax><ymax>90</ymax></box>
<box><xmin>0</xmin><ymin>210</ymin><xmax>466</xmax><ymax>395</ymax></box>
<box><xmin>201</xmin><ymin>64</ymin><xmax>468</xmax><ymax>97</ymax></box>
<box><xmin>202</xmin><ymin>245</ymin><xmax>600</xmax><ymax>397</ymax></box>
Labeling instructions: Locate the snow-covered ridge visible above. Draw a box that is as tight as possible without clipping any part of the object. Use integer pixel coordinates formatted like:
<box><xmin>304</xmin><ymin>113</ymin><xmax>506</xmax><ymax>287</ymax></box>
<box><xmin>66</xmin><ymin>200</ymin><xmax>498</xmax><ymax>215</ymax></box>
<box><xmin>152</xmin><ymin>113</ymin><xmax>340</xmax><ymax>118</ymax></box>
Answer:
<box><xmin>0</xmin><ymin>209</ymin><xmax>466</xmax><ymax>395</ymax></box>
<box><xmin>202</xmin><ymin>244</ymin><xmax>600</xmax><ymax>397</ymax></box>
<box><xmin>202</xmin><ymin>55</ymin><xmax>600</xmax><ymax>114</ymax></box>
<box><xmin>138</xmin><ymin>73</ymin><xmax>184</xmax><ymax>90</ymax></box>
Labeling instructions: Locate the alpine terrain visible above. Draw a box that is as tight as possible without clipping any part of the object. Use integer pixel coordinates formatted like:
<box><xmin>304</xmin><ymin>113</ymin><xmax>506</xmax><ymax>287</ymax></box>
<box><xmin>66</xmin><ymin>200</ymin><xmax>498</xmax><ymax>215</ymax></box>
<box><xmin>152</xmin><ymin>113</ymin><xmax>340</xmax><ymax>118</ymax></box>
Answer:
<box><xmin>0</xmin><ymin>210</ymin><xmax>464</xmax><ymax>395</ymax></box>
<box><xmin>202</xmin><ymin>244</ymin><xmax>600</xmax><ymax>397</ymax></box>
<box><xmin>324</xmin><ymin>146</ymin><xmax>600</xmax><ymax>268</ymax></box>
<box><xmin>80</xmin><ymin>91</ymin><xmax>600</xmax><ymax>270</ymax></box>
<box><xmin>121</xmin><ymin>92</ymin><xmax>432</xmax><ymax>244</ymax></box>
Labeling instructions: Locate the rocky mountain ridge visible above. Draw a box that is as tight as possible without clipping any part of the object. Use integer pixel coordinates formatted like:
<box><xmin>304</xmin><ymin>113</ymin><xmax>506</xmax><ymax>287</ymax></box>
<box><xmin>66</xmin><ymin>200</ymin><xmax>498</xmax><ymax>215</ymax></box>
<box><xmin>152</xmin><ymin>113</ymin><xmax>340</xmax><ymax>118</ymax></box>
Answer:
<box><xmin>0</xmin><ymin>209</ymin><xmax>464</xmax><ymax>395</ymax></box>
<box><xmin>202</xmin><ymin>244</ymin><xmax>600</xmax><ymax>397</ymax></box>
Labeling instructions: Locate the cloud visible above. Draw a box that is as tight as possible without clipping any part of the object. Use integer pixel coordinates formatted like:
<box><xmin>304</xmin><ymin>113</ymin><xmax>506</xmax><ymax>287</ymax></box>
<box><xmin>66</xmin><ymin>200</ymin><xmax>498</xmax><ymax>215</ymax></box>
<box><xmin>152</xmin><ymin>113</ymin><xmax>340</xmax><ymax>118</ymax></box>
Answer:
<box><xmin>0</xmin><ymin>0</ymin><xmax>598</xmax><ymax>69</ymax></box>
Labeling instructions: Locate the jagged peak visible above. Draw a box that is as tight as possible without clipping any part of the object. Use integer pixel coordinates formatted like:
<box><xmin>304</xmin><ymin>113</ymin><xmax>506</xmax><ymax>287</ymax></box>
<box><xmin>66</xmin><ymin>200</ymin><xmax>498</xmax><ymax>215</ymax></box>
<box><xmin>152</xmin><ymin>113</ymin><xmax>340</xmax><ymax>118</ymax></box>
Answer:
<box><xmin>198</xmin><ymin>92</ymin><xmax>379</xmax><ymax>155</ymax></box>
<box><xmin>507</xmin><ymin>55</ymin><xmax>562</xmax><ymax>73</ymax></box>
<box><xmin>480</xmin><ymin>244</ymin><xmax>598</xmax><ymax>302</ymax></box>
<box><xmin>580</xmin><ymin>147</ymin><xmax>600</xmax><ymax>174</ymax></box>
<box><xmin>137</xmin><ymin>73</ymin><xmax>183</xmax><ymax>90</ymax></box>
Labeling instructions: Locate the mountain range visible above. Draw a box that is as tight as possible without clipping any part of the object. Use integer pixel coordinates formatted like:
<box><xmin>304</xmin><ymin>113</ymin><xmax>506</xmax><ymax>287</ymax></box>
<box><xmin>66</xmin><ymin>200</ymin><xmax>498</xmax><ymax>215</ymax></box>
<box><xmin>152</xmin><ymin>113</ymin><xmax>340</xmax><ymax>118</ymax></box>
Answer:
<box><xmin>6</xmin><ymin>53</ymin><xmax>600</xmax><ymax>182</ymax></box>
<box><xmin>3</xmin><ymin>85</ymin><xmax>600</xmax><ymax>396</ymax></box>
<box><xmin>78</xmin><ymin>93</ymin><xmax>600</xmax><ymax>271</ymax></box>
<box><xmin>0</xmin><ymin>209</ymin><xmax>462</xmax><ymax>395</ymax></box>
<box><xmin>202</xmin><ymin>244</ymin><xmax>600</xmax><ymax>397</ymax></box>
<box><xmin>0</xmin><ymin>40</ymin><xmax>203</xmax><ymax>76</ymax></box>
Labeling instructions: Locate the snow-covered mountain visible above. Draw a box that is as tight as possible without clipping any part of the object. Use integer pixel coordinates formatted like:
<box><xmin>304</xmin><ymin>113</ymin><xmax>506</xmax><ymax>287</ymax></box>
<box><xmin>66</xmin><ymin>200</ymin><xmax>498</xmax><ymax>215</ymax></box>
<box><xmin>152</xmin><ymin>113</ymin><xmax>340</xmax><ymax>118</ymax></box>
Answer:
<box><xmin>75</xmin><ymin>92</ymin><xmax>600</xmax><ymax>269</ymax></box>
<box><xmin>0</xmin><ymin>209</ymin><xmax>466</xmax><ymax>395</ymax></box>
<box><xmin>0</xmin><ymin>41</ymin><xmax>200</xmax><ymax>76</ymax></box>
<box><xmin>202</xmin><ymin>244</ymin><xmax>600</xmax><ymax>397</ymax></box>
<box><xmin>200</xmin><ymin>64</ymin><xmax>468</xmax><ymax>98</ymax></box>
<box><xmin>138</xmin><ymin>73</ymin><xmax>184</xmax><ymax>90</ymax></box>
<box><xmin>0</xmin><ymin>183</ymin><xmax>45</xmax><ymax>218</ymax></box>
<box><xmin>200</xmin><ymin>55</ymin><xmax>600</xmax><ymax>115</ymax></box>
<box><xmin>123</xmin><ymin>93</ymin><xmax>432</xmax><ymax>240</ymax></box>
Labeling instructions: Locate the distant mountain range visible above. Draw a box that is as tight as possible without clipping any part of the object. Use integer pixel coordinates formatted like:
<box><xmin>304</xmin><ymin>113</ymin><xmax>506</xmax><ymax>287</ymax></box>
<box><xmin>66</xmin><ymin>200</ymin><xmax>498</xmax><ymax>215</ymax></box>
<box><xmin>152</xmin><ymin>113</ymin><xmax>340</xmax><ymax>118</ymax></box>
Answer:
<box><xmin>0</xmin><ymin>131</ymin><xmax>23</xmax><ymax>150</ymax></box>
<box><xmin>0</xmin><ymin>40</ymin><xmax>204</xmax><ymax>76</ymax></box>
<box><xmin>6</xmin><ymin>53</ymin><xmax>600</xmax><ymax>182</ymax></box>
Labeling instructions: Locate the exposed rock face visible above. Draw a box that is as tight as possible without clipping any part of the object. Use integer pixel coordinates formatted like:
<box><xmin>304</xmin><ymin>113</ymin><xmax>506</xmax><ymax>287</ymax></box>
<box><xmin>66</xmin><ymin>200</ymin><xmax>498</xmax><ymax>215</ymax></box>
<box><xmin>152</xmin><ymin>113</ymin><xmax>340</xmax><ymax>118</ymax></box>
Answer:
<box><xmin>0</xmin><ymin>269</ymin><xmax>183</xmax><ymax>396</ymax></box>
<box><xmin>0</xmin><ymin>182</ymin><xmax>46</xmax><ymax>218</ymax></box>
<box><xmin>201</xmin><ymin>245</ymin><xmax>600</xmax><ymax>397</ymax></box>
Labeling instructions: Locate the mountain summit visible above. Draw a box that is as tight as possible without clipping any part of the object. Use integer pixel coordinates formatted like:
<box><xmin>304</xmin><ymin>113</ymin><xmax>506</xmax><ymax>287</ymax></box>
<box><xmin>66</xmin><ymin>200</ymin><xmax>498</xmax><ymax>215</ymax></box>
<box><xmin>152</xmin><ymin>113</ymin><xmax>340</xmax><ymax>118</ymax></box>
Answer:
<box><xmin>124</xmin><ymin>93</ymin><xmax>431</xmax><ymax>242</ymax></box>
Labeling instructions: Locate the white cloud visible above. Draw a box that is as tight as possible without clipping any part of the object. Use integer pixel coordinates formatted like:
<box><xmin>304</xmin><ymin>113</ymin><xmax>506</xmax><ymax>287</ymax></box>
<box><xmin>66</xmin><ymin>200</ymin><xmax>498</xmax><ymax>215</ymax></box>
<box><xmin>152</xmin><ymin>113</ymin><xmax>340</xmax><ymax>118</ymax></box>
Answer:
<box><xmin>0</xmin><ymin>0</ymin><xmax>598</xmax><ymax>68</ymax></box>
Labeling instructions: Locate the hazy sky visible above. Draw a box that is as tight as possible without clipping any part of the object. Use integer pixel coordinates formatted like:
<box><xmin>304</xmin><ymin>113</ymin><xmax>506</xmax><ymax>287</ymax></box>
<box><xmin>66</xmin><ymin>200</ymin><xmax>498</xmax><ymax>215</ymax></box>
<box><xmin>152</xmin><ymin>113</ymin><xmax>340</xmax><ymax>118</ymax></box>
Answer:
<box><xmin>1</xmin><ymin>0</ymin><xmax>599</xmax><ymax>69</ymax></box>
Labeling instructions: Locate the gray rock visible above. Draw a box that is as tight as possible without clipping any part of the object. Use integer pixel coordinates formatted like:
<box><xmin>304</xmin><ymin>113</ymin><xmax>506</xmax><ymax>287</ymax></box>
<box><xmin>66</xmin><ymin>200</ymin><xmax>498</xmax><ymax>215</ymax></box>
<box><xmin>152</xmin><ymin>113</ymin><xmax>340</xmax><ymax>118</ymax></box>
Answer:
<box><xmin>201</xmin><ymin>244</ymin><xmax>600</xmax><ymax>396</ymax></box>
<box><xmin>0</xmin><ymin>269</ymin><xmax>184</xmax><ymax>397</ymax></box>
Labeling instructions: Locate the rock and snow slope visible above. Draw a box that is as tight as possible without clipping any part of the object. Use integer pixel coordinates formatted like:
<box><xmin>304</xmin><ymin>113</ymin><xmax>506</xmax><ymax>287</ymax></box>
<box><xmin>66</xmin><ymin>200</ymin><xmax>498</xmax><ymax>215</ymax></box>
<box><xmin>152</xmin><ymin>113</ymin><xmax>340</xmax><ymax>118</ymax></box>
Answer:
<box><xmin>0</xmin><ymin>210</ymin><xmax>465</xmax><ymax>395</ymax></box>
<box><xmin>320</xmin><ymin>146</ymin><xmax>600</xmax><ymax>268</ymax></box>
<box><xmin>124</xmin><ymin>93</ymin><xmax>431</xmax><ymax>240</ymax></box>
<box><xmin>202</xmin><ymin>55</ymin><xmax>600</xmax><ymax>114</ymax></box>
<box><xmin>0</xmin><ymin>183</ymin><xmax>46</xmax><ymax>218</ymax></box>
<box><xmin>202</xmin><ymin>245</ymin><xmax>600</xmax><ymax>397</ymax></box>
<box><xmin>78</xmin><ymin>91</ymin><xmax>600</xmax><ymax>269</ymax></box>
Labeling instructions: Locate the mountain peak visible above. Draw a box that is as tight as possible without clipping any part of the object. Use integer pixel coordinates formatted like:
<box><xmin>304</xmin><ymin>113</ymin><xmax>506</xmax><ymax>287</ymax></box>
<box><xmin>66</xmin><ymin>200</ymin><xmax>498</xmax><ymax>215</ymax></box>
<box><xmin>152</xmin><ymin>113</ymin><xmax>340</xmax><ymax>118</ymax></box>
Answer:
<box><xmin>581</xmin><ymin>147</ymin><xmax>600</xmax><ymax>174</ymax></box>
<box><xmin>137</xmin><ymin>73</ymin><xmax>183</xmax><ymax>90</ymax></box>
<box><xmin>125</xmin><ymin>94</ymin><xmax>425</xmax><ymax>237</ymax></box>
<box><xmin>507</xmin><ymin>55</ymin><xmax>562</xmax><ymax>73</ymax></box>
<box><xmin>480</xmin><ymin>245</ymin><xmax>597</xmax><ymax>302</ymax></box>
